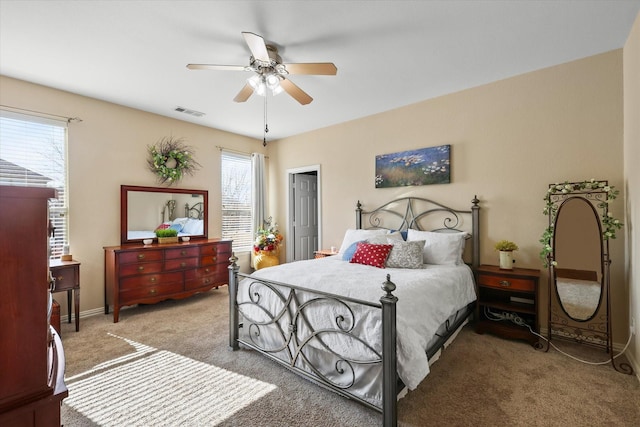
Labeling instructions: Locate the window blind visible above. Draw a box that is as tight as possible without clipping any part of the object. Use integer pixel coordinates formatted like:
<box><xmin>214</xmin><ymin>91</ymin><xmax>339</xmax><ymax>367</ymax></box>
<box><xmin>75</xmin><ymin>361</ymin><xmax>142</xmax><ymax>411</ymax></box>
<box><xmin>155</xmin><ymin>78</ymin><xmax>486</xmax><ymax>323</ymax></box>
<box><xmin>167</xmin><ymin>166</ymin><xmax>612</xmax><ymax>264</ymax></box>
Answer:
<box><xmin>221</xmin><ymin>151</ymin><xmax>253</xmax><ymax>251</ymax></box>
<box><xmin>0</xmin><ymin>110</ymin><xmax>69</xmax><ymax>259</ymax></box>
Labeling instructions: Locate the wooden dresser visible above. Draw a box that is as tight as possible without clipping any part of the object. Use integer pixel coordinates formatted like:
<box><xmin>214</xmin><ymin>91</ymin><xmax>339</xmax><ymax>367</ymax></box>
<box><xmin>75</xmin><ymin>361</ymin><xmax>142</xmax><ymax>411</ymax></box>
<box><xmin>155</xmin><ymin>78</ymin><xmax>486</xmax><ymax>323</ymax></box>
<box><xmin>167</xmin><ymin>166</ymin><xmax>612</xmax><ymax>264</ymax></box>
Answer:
<box><xmin>0</xmin><ymin>186</ymin><xmax>68</xmax><ymax>426</ymax></box>
<box><xmin>104</xmin><ymin>239</ymin><xmax>232</xmax><ymax>322</ymax></box>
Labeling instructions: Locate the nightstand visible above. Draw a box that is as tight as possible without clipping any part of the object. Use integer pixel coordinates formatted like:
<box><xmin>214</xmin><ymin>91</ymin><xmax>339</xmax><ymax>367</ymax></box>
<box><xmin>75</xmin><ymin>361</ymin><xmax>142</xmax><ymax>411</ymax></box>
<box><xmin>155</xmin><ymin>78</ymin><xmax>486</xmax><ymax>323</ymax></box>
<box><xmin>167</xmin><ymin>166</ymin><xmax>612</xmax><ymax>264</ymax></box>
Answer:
<box><xmin>50</xmin><ymin>259</ymin><xmax>81</xmax><ymax>332</ymax></box>
<box><xmin>314</xmin><ymin>249</ymin><xmax>338</xmax><ymax>259</ymax></box>
<box><xmin>475</xmin><ymin>264</ymin><xmax>540</xmax><ymax>347</ymax></box>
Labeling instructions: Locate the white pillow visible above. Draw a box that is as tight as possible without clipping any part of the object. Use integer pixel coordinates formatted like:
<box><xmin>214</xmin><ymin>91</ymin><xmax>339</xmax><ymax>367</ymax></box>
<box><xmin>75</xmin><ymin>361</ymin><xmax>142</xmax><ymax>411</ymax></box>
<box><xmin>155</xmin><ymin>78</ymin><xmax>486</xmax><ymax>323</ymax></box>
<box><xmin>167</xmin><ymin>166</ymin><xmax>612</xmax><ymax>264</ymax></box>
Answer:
<box><xmin>181</xmin><ymin>218</ymin><xmax>203</xmax><ymax>235</ymax></box>
<box><xmin>406</xmin><ymin>229</ymin><xmax>467</xmax><ymax>265</ymax></box>
<box><xmin>337</xmin><ymin>229</ymin><xmax>390</xmax><ymax>254</ymax></box>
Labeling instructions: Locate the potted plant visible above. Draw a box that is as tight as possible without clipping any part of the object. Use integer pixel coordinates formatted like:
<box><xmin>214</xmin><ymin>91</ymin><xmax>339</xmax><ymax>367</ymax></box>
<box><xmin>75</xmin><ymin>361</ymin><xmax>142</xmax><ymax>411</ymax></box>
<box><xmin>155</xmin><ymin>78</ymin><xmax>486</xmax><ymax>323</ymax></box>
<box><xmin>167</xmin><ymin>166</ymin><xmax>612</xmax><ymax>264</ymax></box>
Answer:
<box><xmin>253</xmin><ymin>218</ymin><xmax>284</xmax><ymax>270</ymax></box>
<box><xmin>155</xmin><ymin>228</ymin><xmax>179</xmax><ymax>244</ymax></box>
<box><xmin>494</xmin><ymin>240</ymin><xmax>518</xmax><ymax>269</ymax></box>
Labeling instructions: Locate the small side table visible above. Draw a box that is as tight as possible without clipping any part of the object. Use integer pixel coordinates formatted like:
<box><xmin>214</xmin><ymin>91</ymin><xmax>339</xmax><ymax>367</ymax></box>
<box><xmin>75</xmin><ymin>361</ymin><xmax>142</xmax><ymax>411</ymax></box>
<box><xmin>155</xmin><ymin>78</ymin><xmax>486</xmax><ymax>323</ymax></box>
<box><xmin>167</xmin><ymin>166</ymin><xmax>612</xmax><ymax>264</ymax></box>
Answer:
<box><xmin>314</xmin><ymin>249</ymin><xmax>338</xmax><ymax>259</ymax></box>
<box><xmin>49</xmin><ymin>259</ymin><xmax>81</xmax><ymax>332</ymax></box>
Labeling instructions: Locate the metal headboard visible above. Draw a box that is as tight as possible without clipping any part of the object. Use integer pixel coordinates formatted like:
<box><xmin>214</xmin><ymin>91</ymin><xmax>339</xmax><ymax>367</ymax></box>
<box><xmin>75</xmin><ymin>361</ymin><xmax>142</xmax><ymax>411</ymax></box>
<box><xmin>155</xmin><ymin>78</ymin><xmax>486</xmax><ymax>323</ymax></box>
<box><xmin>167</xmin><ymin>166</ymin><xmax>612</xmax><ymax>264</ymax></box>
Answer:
<box><xmin>355</xmin><ymin>196</ymin><xmax>480</xmax><ymax>269</ymax></box>
<box><xmin>184</xmin><ymin>201</ymin><xmax>204</xmax><ymax>220</ymax></box>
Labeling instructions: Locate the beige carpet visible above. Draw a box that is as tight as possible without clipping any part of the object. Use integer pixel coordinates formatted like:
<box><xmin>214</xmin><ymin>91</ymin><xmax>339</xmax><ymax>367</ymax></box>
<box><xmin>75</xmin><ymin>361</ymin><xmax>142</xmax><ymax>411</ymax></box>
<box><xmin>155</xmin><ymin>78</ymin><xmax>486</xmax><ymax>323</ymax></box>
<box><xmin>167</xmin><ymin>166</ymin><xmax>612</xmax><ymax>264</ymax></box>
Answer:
<box><xmin>59</xmin><ymin>289</ymin><xmax>640</xmax><ymax>426</ymax></box>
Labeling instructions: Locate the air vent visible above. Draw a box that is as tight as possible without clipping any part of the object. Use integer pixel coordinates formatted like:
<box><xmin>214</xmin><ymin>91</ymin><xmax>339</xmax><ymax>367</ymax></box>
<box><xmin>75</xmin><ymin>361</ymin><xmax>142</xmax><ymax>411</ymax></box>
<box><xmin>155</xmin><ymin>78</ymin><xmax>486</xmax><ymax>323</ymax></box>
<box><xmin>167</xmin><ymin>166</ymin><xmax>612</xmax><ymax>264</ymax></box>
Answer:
<box><xmin>174</xmin><ymin>106</ymin><xmax>205</xmax><ymax>118</ymax></box>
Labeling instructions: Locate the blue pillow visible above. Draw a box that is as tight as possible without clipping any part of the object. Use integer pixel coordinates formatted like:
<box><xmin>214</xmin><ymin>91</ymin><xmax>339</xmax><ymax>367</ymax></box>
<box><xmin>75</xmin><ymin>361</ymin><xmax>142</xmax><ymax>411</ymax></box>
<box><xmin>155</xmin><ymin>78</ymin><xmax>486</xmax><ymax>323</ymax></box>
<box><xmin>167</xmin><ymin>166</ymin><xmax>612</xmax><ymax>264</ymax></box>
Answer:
<box><xmin>342</xmin><ymin>240</ymin><xmax>365</xmax><ymax>261</ymax></box>
<box><xmin>169</xmin><ymin>223</ymin><xmax>183</xmax><ymax>232</ymax></box>
<box><xmin>390</xmin><ymin>230</ymin><xmax>408</xmax><ymax>241</ymax></box>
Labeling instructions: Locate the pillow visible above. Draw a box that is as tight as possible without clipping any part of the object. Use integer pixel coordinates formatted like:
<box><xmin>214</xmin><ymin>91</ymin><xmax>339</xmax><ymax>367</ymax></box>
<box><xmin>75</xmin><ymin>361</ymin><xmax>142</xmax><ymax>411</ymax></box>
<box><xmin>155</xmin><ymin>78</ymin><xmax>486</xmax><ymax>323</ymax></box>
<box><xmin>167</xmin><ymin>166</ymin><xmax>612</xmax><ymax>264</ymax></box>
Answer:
<box><xmin>367</xmin><ymin>231</ymin><xmax>403</xmax><ymax>245</ymax></box>
<box><xmin>337</xmin><ymin>229</ymin><xmax>389</xmax><ymax>255</ymax></box>
<box><xmin>349</xmin><ymin>242</ymin><xmax>393</xmax><ymax>269</ymax></box>
<box><xmin>169</xmin><ymin>223</ymin><xmax>184</xmax><ymax>232</ymax></box>
<box><xmin>155</xmin><ymin>223</ymin><xmax>170</xmax><ymax>231</ymax></box>
<box><xmin>342</xmin><ymin>240</ymin><xmax>365</xmax><ymax>261</ymax></box>
<box><xmin>390</xmin><ymin>230</ymin><xmax>409</xmax><ymax>241</ymax></box>
<box><xmin>407</xmin><ymin>229</ymin><xmax>467</xmax><ymax>265</ymax></box>
<box><xmin>385</xmin><ymin>239</ymin><xmax>425</xmax><ymax>269</ymax></box>
<box><xmin>181</xmin><ymin>218</ymin><xmax>203</xmax><ymax>235</ymax></box>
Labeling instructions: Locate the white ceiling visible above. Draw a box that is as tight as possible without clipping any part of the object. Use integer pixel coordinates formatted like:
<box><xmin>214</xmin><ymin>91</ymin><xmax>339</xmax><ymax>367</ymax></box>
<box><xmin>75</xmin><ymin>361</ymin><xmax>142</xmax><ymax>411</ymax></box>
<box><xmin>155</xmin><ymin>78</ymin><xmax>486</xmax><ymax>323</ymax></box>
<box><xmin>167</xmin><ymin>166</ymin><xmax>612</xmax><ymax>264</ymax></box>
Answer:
<box><xmin>1</xmin><ymin>1</ymin><xmax>639</xmax><ymax>141</ymax></box>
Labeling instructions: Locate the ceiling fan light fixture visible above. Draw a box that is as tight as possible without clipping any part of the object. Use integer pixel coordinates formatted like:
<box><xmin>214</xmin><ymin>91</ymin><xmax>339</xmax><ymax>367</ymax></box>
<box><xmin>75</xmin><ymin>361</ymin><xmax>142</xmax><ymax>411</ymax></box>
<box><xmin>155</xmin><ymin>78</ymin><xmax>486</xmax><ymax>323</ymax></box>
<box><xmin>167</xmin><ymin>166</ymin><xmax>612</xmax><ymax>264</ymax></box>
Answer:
<box><xmin>265</xmin><ymin>73</ymin><xmax>280</xmax><ymax>89</ymax></box>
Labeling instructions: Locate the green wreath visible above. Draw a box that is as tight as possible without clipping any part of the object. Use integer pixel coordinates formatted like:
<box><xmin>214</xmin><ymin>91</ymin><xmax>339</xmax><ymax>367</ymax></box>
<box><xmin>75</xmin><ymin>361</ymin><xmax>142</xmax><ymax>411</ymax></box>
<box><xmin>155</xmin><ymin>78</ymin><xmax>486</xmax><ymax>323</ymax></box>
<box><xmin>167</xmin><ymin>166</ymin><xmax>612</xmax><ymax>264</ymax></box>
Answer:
<box><xmin>147</xmin><ymin>136</ymin><xmax>200</xmax><ymax>185</ymax></box>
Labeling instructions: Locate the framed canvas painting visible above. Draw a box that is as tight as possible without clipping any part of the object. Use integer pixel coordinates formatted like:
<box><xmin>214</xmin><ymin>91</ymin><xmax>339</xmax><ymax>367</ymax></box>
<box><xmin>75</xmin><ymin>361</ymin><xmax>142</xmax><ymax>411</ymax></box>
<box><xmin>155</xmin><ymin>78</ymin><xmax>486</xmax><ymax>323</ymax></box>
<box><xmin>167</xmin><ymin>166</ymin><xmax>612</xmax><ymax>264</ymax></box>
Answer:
<box><xmin>375</xmin><ymin>145</ymin><xmax>450</xmax><ymax>188</ymax></box>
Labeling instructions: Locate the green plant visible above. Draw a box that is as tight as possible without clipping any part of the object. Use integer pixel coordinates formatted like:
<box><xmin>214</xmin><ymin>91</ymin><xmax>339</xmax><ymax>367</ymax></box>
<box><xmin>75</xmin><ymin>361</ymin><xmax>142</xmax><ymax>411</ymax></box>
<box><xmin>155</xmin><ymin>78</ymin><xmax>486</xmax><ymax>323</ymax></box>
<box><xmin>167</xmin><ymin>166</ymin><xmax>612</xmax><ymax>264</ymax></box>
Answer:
<box><xmin>494</xmin><ymin>240</ymin><xmax>518</xmax><ymax>251</ymax></box>
<box><xmin>539</xmin><ymin>179</ymin><xmax>622</xmax><ymax>267</ymax></box>
<box><xmin>155</xmin><ymin>228</ymin><xmax>178</xmax><ymax>238</ymax></box>
<box><xmin>147</xmin><ymin>136</ymin><xmax>200</xmax><ymax>185</ymax></box>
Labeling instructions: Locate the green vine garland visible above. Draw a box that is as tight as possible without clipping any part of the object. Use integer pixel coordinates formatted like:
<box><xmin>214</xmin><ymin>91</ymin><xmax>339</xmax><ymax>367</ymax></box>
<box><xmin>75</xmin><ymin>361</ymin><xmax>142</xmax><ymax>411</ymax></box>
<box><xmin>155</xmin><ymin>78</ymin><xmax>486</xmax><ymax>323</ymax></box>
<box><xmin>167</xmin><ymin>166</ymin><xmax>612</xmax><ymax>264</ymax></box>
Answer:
<box><xmin>147</xmin><ymin>136</ymin><xmax>200</xmax><ymax>185</ymax></box>
<box><xmin>539</xmin><ymin>179</ymin><xmax>622</xmax><ymax>267</ymax></box>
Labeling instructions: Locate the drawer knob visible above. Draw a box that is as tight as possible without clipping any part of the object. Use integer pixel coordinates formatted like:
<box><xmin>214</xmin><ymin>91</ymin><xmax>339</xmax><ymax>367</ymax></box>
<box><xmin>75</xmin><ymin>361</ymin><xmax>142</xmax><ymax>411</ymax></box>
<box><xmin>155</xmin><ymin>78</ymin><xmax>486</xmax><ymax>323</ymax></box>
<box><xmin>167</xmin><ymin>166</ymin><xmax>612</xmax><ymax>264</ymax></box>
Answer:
<box><xmin>138</xmin><ymin>266</ymin><xmax>145</xmax><ymax>271</ymax></box>
<box><xmin>150</xmin><ymin>277</ymin><xmax>157</xmax><ymax>283</ymax></box>
<box><xmin>205</xmin><ymin>268</ymin><xmax>210</xmax><ymax>273</ymax></box>
<box><xmin>181</xmin><ymin>250</ymin><xmax>187</xmax><ymax>256</ymax></box>
<box><xmin>180</xmin><ymin>262</ymin><xmax>186</xmax><ymax>268</ymax></box>
<box><xmin>499</xmin><ymin>280</ymin><xmax>511</xmax><ymax>287</ymax></box>
<box><xmin>56</xmin><ymin>276</ymin><xmax>64</xmax><ymax>282</ymax></box>
<box><xmin>212</xmin><ymin>256</ymin><xmax>217</xmax><ymax>262</ymax></box>
<box><xmin>149</xmin><ymin>289</ymin><xmax>157</xmax><ymax>295</ymax></box>
<box><xmin>138</xmin><ymin>254</ymin><xmax>145</xmax><ymax>260</ymax></box>
<box><xmin>204</xmin><ymin>278</ymin><xmax>210</xmax><ymax>284</ymax></box>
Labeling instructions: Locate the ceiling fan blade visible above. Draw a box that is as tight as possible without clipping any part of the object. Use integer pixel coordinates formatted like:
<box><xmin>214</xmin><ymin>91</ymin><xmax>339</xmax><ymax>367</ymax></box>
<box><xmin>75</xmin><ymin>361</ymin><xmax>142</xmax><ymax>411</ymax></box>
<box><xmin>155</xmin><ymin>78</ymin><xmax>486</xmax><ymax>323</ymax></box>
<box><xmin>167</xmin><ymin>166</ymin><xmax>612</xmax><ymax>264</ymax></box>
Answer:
<box><xmin>283</xmin><ymin>63</ymin><xmax>337</xmax><ymax>75</ymax></box>
<box><xmin>280</xmin><ymin>79</ymin><xmax>313</xmax><ymax>105</ymax></box>
<box><xmin>242</xmin><ymin>32</ymin><xmax>270</xmax><ymax>63</ymax></box>
<box><xmin>187</xmin><ymin>64</ymin><xmax>247</xmax><ymax>71</ymax></box>
<box><xmin>233</xmin><ymin>83</ymin><xmax>254</xmax><ymax>103</ymax></box>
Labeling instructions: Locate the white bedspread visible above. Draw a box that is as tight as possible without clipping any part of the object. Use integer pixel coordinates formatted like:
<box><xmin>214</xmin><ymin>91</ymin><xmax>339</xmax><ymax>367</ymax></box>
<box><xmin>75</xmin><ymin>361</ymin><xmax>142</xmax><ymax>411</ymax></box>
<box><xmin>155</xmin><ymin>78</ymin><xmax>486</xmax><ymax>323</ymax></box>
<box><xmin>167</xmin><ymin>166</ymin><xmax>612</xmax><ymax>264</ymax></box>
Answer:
<box><xmin>242</xmin><ymin>256</ymin><xmax>476</xmax><ymax>391</ymax></box>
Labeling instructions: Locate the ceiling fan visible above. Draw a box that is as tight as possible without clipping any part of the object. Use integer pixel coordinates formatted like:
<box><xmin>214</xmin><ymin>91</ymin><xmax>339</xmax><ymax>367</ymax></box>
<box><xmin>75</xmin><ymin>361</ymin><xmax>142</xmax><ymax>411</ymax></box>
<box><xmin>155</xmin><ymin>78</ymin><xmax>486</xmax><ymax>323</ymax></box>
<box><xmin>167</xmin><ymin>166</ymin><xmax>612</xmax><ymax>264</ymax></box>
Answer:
<box><xmin>187</xmin><ymin>32</ymin><xmax>337</xmax><ymax>105</ymax></box>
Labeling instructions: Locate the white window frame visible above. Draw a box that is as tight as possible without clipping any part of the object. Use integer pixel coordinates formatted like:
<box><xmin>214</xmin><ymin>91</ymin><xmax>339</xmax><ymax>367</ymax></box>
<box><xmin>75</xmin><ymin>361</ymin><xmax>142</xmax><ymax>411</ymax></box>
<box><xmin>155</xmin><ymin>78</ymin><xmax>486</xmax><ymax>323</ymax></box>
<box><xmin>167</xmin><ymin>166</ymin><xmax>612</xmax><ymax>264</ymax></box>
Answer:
<box><xmin>0</xmin><ymin>109</ymin><xmax>69</xmax><ymax>259</ymax></box>
<box><xmin>221</xmin><ymin>151</ymin><xmax>253</xmax><ymax>252</ymax></box>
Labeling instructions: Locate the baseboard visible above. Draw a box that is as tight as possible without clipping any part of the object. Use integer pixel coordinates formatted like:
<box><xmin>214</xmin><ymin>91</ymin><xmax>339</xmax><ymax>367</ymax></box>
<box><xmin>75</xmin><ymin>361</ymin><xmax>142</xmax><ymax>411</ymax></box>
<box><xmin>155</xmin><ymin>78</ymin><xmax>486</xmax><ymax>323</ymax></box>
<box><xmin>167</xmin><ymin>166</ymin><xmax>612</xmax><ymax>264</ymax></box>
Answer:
<box><xmin>61</xmin><ymin>306</ymin><xmax>105</xmax><ymax>323</ymax></box>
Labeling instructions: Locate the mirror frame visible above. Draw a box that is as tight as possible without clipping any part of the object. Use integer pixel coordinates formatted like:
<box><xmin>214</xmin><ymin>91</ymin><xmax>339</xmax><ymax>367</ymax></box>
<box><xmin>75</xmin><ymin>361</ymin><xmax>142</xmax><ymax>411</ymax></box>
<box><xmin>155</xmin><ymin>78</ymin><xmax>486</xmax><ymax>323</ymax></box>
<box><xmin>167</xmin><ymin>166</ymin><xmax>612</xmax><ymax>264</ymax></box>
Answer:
<box><xmin>120</xmin><ymin>184</ymin><xmax>208</xmax><ymax>244</ymax></box>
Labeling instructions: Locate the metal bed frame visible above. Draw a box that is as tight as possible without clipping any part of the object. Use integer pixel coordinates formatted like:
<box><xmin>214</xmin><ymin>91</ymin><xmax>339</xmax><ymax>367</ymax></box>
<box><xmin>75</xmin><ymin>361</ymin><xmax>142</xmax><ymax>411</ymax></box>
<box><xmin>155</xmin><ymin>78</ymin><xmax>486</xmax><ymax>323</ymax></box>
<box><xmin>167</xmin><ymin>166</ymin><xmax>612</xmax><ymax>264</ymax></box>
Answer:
<box><xmin>228</xmin><ymin>196</ymin><xmax>480</xmax><ymax>427</ymax></box>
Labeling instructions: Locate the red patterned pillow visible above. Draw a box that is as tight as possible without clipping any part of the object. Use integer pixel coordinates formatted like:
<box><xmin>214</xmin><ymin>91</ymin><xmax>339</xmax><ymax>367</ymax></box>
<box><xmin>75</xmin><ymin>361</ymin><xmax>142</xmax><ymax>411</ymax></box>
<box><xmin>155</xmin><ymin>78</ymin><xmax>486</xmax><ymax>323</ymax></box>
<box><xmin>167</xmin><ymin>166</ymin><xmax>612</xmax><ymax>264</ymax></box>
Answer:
<box><xmin>155</xmin><ymin>223</ymin><xmax>170</xmax><ymax>231</ymax></box>
<box><xmin>349</xmin><ymin>242</ymin><xmax>393</xmax><ymax>269</ymax></box>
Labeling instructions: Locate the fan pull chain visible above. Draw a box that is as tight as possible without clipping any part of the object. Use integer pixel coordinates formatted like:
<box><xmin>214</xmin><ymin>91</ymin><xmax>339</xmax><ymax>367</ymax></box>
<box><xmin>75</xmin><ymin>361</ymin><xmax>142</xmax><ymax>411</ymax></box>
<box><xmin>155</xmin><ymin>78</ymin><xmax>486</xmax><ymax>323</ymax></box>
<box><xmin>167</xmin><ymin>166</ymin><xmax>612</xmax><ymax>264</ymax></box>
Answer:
<box><xmin>263</xmin><ymin>94</ymin><xmax>269</xmax><ymax>147</ymax></box>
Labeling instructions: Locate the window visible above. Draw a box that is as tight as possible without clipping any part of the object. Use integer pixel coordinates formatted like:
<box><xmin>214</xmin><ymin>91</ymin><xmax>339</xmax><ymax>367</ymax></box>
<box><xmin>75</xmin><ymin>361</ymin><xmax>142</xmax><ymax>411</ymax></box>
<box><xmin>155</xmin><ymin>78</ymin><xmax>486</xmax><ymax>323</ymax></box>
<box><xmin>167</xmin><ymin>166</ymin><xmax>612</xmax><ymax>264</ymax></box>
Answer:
<box><xmin>221</xmin><ymin>151</ymin><xmax>252</xmax><ymax>251</ymax></box>
<box><xmin>0</xmin><ymin>110</ymin><xmax>69</xmax><ymax>259</ymax></box>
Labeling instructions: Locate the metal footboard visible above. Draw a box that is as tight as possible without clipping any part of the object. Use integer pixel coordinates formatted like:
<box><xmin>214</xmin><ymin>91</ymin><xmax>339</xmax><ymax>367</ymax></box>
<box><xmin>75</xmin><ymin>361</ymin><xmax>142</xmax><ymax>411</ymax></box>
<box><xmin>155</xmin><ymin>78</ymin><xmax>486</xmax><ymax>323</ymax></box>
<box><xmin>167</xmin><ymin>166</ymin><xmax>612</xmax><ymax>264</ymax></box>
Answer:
<box><xmin>228</xmin><ymin>255</ymin><xmax>398</xmax><ymax>426</ymax></box>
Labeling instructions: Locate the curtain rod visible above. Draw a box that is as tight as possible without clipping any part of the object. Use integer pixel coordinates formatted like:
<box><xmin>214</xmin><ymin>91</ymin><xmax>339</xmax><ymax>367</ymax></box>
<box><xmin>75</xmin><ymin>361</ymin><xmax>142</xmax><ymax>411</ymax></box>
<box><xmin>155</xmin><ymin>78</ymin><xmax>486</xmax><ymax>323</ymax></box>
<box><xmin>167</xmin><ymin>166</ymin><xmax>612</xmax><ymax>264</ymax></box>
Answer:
<box><xmin>215</xmin><ymin>145</ymin><xmax>268</xmax><ymax>159</ymax></box>
<box><xmin>0</xmin><ymin>104</ymin><xmax>82</xmax><ymax>123</ymax></box>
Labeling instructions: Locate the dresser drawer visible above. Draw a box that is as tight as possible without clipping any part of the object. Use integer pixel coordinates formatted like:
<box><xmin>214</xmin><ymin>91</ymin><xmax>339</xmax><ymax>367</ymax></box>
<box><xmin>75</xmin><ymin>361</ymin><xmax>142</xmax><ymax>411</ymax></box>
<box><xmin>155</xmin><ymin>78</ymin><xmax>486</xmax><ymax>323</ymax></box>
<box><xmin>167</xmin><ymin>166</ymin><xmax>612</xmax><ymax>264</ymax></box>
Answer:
<box><xmin>119</xmin><ymin>250</ymin><xmax>163</xmax><ymax>264</ymax></box>
<box><xmin>478</xmin><ymin>274</ymin><xmax>535</xmax><ymax>292</ymax></box>
<box><xmin>165</xmin><ymin>247</ymin><xmax>199</xmax><ymax>259</ymax></box>
<box><xmin>120</xmin><ymin>281</ymin><xmax>184</xmax><ymax>301</ymax></box>
<box><xmin>164</xmin><ymin>257</ymin><xmax>199</xmax><ymax>271</ymax></box>
<box><xmin>120</xmin><ymin>272</ymin><xmax>183</xmax><ymax>291</ymax></box>
<box><xmin>185</xmin><ymin>268</ymin><xmax>227</xmax><ymax>290</ymax></box>
<box><xmin>119</xmin><ymin>261</ymin><xmax>163</xmax><ymax>277</ymax></box>
<box><xmin>50</xmin><ymin>266</ymin><xmax>77</xmax><ymax>291</ymax></box>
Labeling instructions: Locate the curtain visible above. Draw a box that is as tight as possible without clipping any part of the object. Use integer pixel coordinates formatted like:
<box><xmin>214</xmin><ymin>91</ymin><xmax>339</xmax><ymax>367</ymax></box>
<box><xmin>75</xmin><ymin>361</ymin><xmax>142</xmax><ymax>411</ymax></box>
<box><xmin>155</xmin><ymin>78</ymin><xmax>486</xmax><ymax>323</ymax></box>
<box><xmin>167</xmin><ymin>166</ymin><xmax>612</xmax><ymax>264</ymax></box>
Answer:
<box><xmin>251</xmin><ymin>152</ymin><xmax>267</xmax><ymax>237</ymax></box>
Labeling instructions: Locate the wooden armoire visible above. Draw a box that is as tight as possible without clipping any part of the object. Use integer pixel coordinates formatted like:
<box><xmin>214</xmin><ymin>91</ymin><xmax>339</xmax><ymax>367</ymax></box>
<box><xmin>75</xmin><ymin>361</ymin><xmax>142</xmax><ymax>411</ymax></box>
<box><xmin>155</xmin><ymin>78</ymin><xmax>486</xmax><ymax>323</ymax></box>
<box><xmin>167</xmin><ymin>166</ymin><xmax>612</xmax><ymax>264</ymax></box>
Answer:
<box><xmin>0</xmin><ymin>186</ymin><xmax>68</xmax><ymax>426</ymax></box>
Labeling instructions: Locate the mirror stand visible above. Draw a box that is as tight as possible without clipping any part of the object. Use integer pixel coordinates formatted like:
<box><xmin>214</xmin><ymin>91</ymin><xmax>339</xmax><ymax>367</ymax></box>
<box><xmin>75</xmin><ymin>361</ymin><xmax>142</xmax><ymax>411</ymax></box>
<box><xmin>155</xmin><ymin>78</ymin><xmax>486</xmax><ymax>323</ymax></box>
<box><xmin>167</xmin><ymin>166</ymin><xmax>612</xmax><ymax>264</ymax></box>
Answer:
<box><xmin>542</xmin><ymin>180</ymin><xmax>632</xmax><ymax>375</ymax></box>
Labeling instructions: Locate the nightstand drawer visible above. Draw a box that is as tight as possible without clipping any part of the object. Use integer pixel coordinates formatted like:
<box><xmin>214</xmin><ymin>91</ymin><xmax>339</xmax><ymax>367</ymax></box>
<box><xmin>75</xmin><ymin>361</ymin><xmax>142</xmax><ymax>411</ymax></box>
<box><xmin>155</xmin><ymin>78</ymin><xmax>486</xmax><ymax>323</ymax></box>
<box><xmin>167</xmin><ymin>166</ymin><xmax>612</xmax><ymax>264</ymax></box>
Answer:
<box><xmin>478</xmin><ymin>274</ymin><xmax>535</xmax><ymax>292</ymax></box>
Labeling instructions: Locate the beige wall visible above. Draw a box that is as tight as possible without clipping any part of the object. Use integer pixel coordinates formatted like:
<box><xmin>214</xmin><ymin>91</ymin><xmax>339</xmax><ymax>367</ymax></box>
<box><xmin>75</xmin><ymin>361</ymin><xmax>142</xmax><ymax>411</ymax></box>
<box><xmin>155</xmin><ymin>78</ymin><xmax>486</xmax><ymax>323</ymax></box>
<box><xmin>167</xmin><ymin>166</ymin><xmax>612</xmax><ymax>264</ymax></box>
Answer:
<box><xmin>623</xmin><ymin>12</ymin><xmax>640</xmax><ymax>376</ymax></box>
<box><xmin>0</xmin><ymin>75</ymin><xmax>264</xmax><ymax>318</ymax></box>
<box><xmin>268</xmin><ymin>50</ymin><xmax>628</xmax><ymax>343</ymax></box>
<box><xmin>0</xmin><ymin>46</ymin><xmax>633</xmax><ymax>354</ymax></box>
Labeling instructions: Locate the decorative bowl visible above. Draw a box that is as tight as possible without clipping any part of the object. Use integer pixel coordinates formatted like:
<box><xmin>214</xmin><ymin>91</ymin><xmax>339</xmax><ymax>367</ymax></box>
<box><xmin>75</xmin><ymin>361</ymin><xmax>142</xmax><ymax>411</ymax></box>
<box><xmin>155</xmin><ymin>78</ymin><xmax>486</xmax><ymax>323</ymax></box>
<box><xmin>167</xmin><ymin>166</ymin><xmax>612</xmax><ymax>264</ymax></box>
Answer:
<box><xmin>182</xmin><ymin>236</ymin><xmax>191</xmax><ymax>242</ymax></box>
<box><xmin>143</xmin><ymin>239</ymin><xmax>153</xmax><ymax>245</ymax></box>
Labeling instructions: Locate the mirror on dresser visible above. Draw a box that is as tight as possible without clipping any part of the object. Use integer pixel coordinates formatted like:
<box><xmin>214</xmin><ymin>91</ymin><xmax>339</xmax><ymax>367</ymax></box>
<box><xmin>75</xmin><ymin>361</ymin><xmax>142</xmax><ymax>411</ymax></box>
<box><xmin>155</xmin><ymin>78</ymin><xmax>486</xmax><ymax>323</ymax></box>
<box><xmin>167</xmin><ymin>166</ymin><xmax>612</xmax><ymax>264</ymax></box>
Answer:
<box><xmin>120</xmin><ymin>185</ymin><xmax>208</xmax><ymax>244</ymax></box>
<box><xmin>543</xmin><ymin>180</ymin><xmax>632</xmax><ymax>375</ymax></box>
